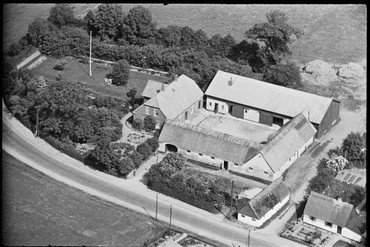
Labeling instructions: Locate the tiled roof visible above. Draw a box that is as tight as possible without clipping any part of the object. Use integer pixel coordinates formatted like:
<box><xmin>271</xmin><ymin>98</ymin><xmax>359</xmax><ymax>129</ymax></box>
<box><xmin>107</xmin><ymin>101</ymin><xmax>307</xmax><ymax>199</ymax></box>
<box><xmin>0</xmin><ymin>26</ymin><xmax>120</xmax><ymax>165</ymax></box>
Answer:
<box><xmin>345</xmin><ymin>208</ymin><xmax>366</xmax><ymax>235</ymax></box>
<box><xmin>260</xmin><ymin>113</ymin><xmax>317</xmax><ymax>172</ymax></box>
<box><xmin>155</xmin><ymin>75</ymin><xmax>203</xmax><ymax>120</ymax></box>
<box><xmin>304</xmin><ymin>192</ymin><xmax>353</xmax><ymax>227</ymax></box>
<box><xmin>238</xmin><ymin>177</ymin><xmax>290</xmax><ymax>219</ymax></box>
<box><xmin>205</xmin><ymin>70</ymin><xmax>334</xmax><ymax>124</ymax></box>
<box><xmin>140</xmin><ymin>80</ymin><xmax>167</xmax><ymax>99</ymax></box>
<box><xmin>158</xmin><ymin>120</ymin><xmax>261</xmax><ymax>164</ymax></box>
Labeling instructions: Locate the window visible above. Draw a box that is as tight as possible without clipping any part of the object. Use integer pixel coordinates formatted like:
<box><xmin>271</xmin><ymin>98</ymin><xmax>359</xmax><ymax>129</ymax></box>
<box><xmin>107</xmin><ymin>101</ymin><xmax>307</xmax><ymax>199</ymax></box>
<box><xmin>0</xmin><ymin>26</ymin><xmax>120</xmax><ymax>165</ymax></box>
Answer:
<box><xmin>199</xmin><ymin>153</ymin><xmax>203</xmax><ymax>156</ymax></box>
<box><xmin>187</xmin><ymin>150</ymin><xmax>191</xmax><ymax>153</ymax></box>
<box><xmin>244</xmin><ymin>108</ymin><xmax>248</xmax><ymax>113</ymax></box>
<box><xmin>211</xmin><ymin>157</ymin><xmax>215</xmax><ymax>160</ymax></box>
<box><xmin>264</xmin><ymin>171</ymin><xmax>268</xmax><ymax>175</ymax></box>
<box><xmin>222</xmin><ymin>105</ymin><xmax>224</xmax><ymax>110</ymax></box>
<box><xmin>145</xmin><ymin>106</ymin><xmax>150</xmax><ymax>115</ymax></box>
<box><xmin>209</xmin><ymin>101</ymin><xmax>212</xmax><ymax>106</ymax></box>
<box><xmin>325</xmin><ymin>222</ymin><xmax>332</xmax><ymax>227</ymax></box>
<box><xmin>154</xmin><ymin>109</ymin><xmax>158</xmax><ymax>116</ymax></box>
<box><xmin>310</xmin><ymin>216</ymin><xmax>316</xmax><ymax>221</ymax></box>
<box><xmin>199</xmin><ymin>100</ymin><xmax>202</xmax><ymax>109</ymax></box>
<box><xmin>249</xmin><ymin>167</ymin><xmax>253</xmax><ymax>170</ymax></box>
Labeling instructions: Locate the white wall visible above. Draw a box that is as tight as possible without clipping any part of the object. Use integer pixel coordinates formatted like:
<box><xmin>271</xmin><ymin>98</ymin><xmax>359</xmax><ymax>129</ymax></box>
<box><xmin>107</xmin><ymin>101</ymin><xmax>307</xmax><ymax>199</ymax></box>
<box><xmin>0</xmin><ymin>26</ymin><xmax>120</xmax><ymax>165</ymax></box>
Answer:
<box><xmin>237</xmin><ymin>195</ymin><xmax>289</xmax><ymax>227</ymax></box>
<box><xmin>303</xmin><ymin>214</ymin><xmax>338</xmax><ymax>234</ymax></box>
<box><xmin>178</xmin><ymin>148</ymin><xmax>223</xmax><ymax>168</ymax></box>
<box><xmin>239</xmin><ymin>153</ymin><xmax>274</xmax><ymax>181</ymax></box>
<box><xmin>243</xmin><ymin>108</ymin><xmax>260</xmax><ymax>122</ymax></box>
<box><xmin>342</xmin><ymin>227</ymin><xmax>362</xmax><ymax>242</ymax></box>
<box><xmin>206</xmin><ymin>98</ymin><xmax>228</xmax><ymax>114</ymax></box>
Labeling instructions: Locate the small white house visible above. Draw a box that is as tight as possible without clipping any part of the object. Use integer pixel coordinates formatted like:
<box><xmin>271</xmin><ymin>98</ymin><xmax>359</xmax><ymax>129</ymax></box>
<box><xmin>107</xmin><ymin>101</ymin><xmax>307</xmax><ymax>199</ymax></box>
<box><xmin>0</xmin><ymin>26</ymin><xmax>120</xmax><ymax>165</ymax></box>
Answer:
<box><xmin>236</xmin><ymin>177</ymin><xmax>290</xmax><ymax>227</ymax></box>
<box><xmin>303</xmin><ymin>192</ymin><xmax>366</xmax><ymax>242</ymax></box>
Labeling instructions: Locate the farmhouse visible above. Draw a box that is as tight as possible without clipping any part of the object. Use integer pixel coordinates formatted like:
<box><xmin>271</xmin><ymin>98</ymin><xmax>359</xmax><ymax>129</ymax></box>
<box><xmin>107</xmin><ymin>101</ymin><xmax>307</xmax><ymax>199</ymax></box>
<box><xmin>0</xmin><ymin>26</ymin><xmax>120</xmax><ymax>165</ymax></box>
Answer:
<box><xmin>236</xmin><ymin>177</ymin><xmax>290</xmax><ymax>227</ymax></box>
<box><xmin>303</xmin><ymin>191</ymin><xmax>366</xmax><ymax>242</ymax></box>
<box><xmin>158</xmin><ymin>112</ymin><xmax>316</xmax><ymax>183</ymax></box>
<box><xmin>204</xmin><ymin>70</ymin><xmax>340</xmax><ymax>138</ymax></box>
<box><xmin>140</xmin><ymin>80</ymin><xmax>168</xmax><ymax>102</ymax></box>
<box><xmin>133</xmin><ymin>75</ymin><xmax>203</xmax><ymax>129</ymax></box>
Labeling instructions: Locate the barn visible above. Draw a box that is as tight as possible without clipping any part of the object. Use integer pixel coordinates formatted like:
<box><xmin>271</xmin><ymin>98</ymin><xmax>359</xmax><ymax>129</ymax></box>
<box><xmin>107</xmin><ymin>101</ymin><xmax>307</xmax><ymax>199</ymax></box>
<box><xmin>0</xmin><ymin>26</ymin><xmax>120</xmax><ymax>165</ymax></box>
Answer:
<box><xmin>204</xmin><ymin>70</ymin><xmax>340</xmax><ymax>138</ymax></box>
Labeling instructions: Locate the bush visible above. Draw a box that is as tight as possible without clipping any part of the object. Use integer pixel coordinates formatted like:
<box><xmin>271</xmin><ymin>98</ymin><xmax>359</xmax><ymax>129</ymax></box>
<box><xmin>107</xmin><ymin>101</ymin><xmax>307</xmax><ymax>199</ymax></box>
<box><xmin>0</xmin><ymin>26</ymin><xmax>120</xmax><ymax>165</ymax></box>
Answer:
<box><xmin>117</xmin><ymin>157</ymin><xmax>135</xmax><ymax>177</ymax></box>
<box><xmin>132</xmin><ymin>118</ymin><xmax>142</xmax><ymax>130</ymax></box>
<box><xmin>6</xmin><ymin>43</ymin><xmax>22</xmax><ymax>57</ymax></box>
<box><xmin>129</xmin><ymin>150</ymin><xmax>143</xmax><ymax>168</ymax></box>
<box><xmin>143</xmin><ymin>115</ymin><xmax>156</xmax><ymax>132</ymax></box>
<box><xmin>43</xmin><ymin>135</ymin><xmax>85</xmax><ymax>162</ymax></box>
<box><xmin>107</xmin><ymin>59</ymin><xmax>130</xmax><ymax>86</ymax></box>
<box><xmin>145</xmin><ymin>137</ymin><xmax>159</xmax><ymax>152</ymax></box>
<box><xmin>54</xmin><ymin>59</ymin><xmax>68</xmax><ymax>70</ymax></box>
<box><xmin>137</xmin><ymin>142</ymin><xmax>152</xmax><ymax>160</ymax></box>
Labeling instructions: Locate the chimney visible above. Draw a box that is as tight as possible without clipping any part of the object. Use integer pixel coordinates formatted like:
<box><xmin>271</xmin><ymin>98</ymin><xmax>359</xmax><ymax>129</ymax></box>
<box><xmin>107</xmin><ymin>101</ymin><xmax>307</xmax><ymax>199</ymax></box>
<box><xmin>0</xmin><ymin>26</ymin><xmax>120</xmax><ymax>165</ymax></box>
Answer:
<box><xmin>173</xmin><ymin>74</ymin><xmax>178</xmax><ymax>82</ymax></box>
<box><xmin>337</xmin><ymin>197</ymin><xmax>342</xmax><ymax>203</ymax></box>
<box><xmin>161</xmin><ymin>83</ymin><xmax>165</xmax><ymax>91</ymax></box>
<box><xmin>228</xmin><ymin>77</ymin><xmax>233</xmax><ymax>86</ymax></box>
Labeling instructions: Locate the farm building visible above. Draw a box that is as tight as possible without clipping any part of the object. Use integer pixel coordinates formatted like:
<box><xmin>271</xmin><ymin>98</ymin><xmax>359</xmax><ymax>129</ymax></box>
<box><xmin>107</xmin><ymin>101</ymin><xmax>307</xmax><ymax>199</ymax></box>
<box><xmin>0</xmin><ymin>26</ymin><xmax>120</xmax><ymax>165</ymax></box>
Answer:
<box><xmin>133</xmin><ymin>75</ymin><xmax>203</xmax><ymax>129</ymax></box>
<box><xmin>236</xmin><ymin>177</ymin><xmax>290</xmax><ymax>227</ymax></box>
<box><xmin>303</xmin><ymin>191</ymin><xmax>366</xmax><ymax>242</ymax></box>
<box><xmin>158</xmin><ymin>112</ymin><xmax>316</xmax><ymax>183</ymax></box>
<box><xmin>204</xmin><ymin>70</ymin><xmax>340</xmax><ymax>138</ymax></box>
<box><xmin>140</xmin><ymin>80</ymin><xmax>168</xmax><ymax>102</ymax></box>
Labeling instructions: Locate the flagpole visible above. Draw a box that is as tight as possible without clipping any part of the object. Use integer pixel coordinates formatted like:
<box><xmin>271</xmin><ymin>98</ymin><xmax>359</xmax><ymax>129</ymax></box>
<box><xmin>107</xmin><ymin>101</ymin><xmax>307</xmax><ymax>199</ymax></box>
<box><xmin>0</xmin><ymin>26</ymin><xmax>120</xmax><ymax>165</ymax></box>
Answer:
<box><xmin>89</xmin><ymin>31</ymin><xmax>92</xmax><ymax>77</ymax></box>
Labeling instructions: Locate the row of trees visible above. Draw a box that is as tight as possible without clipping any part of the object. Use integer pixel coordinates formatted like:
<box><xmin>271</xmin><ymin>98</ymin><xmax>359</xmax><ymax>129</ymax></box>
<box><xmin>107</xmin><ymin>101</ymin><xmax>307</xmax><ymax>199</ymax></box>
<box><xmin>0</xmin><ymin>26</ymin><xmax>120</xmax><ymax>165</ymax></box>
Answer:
<box><xmin>8</xmin><ymin>4</ymin><xmax>303</xmax><ymax>89</ymax></box>
<box><xmin>145</xmin><ymin>153</ymin><xmax>227</xmax><ymax>213</ymax></box>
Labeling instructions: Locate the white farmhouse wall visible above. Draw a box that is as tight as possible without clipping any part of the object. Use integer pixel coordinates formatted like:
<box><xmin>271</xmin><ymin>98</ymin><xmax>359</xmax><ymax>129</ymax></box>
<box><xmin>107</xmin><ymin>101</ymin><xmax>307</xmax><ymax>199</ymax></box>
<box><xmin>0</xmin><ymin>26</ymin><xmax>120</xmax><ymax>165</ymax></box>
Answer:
<box><xmin>158</xmin><ymin>142</ymin><xmax>167</xmax><ymax>153</ymax></box>
<box><xmin>303</xmin><ymin>214</ymin><xmax>338</xmax><ymax>234</ymax></box>
<box><xmin>243</xmin><ymin>108</ymin><xmax>260</xmax><ymax>122</ymax></box>
<box><xmin>178</xmin><ymin>148</ymin><xmax>223</xmax><ymax>168</ymax></box>
<box><xmin>342</xmin><ymin>227</ymin><xmax>362</xmax><ymax>242</ymax></box>
<box><xmin>237</xmin><ymin>195</ymin><xmax>289</xmax><ymax>227</ymax></box>
<box><xmin>236</xmin><ymin>154</ymin><xmax>274</xmax><ymax>181</ymax></box>
<box><xmin>206</xmin><ymin>98</ymin><xmax>228</xmax><ymax>114</ymax></box>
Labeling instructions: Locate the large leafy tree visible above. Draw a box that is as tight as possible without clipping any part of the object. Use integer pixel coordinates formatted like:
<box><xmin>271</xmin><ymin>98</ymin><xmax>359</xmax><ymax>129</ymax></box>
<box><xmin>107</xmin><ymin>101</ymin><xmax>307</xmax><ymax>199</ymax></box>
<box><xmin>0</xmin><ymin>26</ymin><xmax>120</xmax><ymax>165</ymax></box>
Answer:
<box><xmin>119</xmin><ymin>5</ymin><xmax>156</xmax><ymax>45</ymax></box>
<box><xmin>156</xmin><ymin>25</ymin><xmax>182</xmax><ymax>47</ymax></box>
<box><xmin>245</xmin><ymin>10</ymin><xmax>303</xmax><ymax>70</ymax></box>
<box><xmin>47</xmin><ymin>4</ymin><xmax>77</xmax><ymax>28</ymax></box>
<box><xmin>262</xmin><ymin>61</ymin><xmax>301</xmax><ymax>88</ymax></box>
<box><xmin>89</xmin><ymin>4</ymin><xmax>125</xmax><ymax>41</ymax></box>
<box><xmin>107</xmin><ymin>59</ymin><xmax>130</xmax><ymax>86</ymax></box>
<box><xmin>28</xmin><ymin>18</ymin><xmax>56</xmax><ymax>46</ymax></box>
<box><xmin>341</xmin><ymin>132</ymin><xmax>366</xmax><ymax>168</ymax></box>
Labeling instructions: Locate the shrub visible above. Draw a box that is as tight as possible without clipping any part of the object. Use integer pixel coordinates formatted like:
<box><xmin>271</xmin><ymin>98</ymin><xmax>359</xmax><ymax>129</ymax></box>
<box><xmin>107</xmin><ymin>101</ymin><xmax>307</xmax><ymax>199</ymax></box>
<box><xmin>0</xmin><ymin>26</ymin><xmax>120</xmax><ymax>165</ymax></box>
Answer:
<box><xmin>43</xmin><ymin>135</ymin><xmax>85</xmax><ymax>162</ymax></box>
<box><xmin>129</xmin><ymin>150</ymin><xmax>143</xmax><ymax>168</ymax></box>
<box><xmin>145</xmin><ymin>137</ymin><xmax>159</xmax><ymax>152</ymax></box>
<box><xmin>54</xmin><ymin>59</ymin><xmax>68</xmax><ymax>70</ymax></box>
<box><xmin>6</xmin><ymin>43</ymin><xmax>22</xmax><ymax>57</ymax></box>
<box><xmin>143</xmin><ymin>115</ymin><xmax>156</xmax><ymax>132</ymax></box>
<box><xmin>132</xmin><ymin>118</ymin><xmax>142</xmax><ymax>130</ymax></box>
<box><xmin>117</xmin><ymin>157</ymin><xmax>135</xmax><ymax>177</ymax></box>
<box><xmin>137</xmin><ymin>142</ymin><xmax>152</xmax><ymax>160</ymax></box>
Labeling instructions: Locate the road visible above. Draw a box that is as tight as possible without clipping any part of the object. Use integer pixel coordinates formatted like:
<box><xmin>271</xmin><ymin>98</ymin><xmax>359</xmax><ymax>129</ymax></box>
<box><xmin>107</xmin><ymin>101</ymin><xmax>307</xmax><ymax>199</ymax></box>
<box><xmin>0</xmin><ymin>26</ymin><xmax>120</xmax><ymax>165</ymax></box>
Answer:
<box><xmin>2</xmin><ymin>105</ymin><xmax>304</xmax><ymax>247</ymax></box>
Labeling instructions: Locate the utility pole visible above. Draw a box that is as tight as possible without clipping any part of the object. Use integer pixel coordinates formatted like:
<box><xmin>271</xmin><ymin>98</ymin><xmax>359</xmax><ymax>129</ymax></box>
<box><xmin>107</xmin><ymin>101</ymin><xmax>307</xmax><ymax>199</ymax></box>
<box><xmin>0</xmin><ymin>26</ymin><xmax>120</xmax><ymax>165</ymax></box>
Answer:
<box><xmin>169</xmin><ymin>204</ymin><xmax>172</xmax><ymax>233</ymax></box>
<box><xmin>35</xmin><ymin>106</ymin><xmax>40</xmax><ymax>136</ymax></box>
<box><xmin>155</xmin><ymin>193</ymin><xmax>158</xmax><ymax>221</ymax></box>
<box><xmin>229</xmin><ymin>179</ymin><xmax>234</xmax><ymax>219</ymax></box>
<box><xmin>89</xmin><ymin>31</ymin><xmax>92</xmax><ymax>77</ymax></box>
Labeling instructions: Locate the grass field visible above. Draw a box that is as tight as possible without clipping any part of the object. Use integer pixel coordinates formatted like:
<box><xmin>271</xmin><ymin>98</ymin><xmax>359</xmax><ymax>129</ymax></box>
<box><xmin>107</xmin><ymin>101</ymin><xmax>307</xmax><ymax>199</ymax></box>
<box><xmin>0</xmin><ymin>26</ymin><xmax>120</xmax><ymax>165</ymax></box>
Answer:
<box><xmin>3</xmin><ymin>4</ymin><xmax>366</xmax><ymax>64</ymax></box>
<box><xmin>2</xmin><ymin>150</ymin><xmax>165</xmax><ymax>246</ymax></box>
<box><xmin>31</xmin><ymin>56</ymin><xmax>169</xmax><ymax>99</ymax></box>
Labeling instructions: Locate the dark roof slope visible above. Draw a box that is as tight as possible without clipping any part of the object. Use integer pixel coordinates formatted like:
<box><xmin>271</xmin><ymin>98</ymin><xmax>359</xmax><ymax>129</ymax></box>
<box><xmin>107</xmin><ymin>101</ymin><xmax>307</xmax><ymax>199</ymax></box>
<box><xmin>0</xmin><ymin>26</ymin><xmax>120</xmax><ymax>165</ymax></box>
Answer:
<box><xmin>238</xmin><ymin>177</ymin><xmax>290</xmax><ymax>219</ymax></box>
<box><xmin>158</xmin><ymin>120</ymin><xmax>261</xmax><ymax>164</ymax></box>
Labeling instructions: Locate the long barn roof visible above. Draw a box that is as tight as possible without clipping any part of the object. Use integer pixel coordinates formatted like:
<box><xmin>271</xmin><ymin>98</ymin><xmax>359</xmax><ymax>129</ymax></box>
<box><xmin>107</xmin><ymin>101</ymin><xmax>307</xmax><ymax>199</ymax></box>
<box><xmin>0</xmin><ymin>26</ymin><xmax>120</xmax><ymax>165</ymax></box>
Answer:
<box><xmin>205</xmin><ymin>70</ymin><xmax>334</xmax><ymax>124</ymax></box>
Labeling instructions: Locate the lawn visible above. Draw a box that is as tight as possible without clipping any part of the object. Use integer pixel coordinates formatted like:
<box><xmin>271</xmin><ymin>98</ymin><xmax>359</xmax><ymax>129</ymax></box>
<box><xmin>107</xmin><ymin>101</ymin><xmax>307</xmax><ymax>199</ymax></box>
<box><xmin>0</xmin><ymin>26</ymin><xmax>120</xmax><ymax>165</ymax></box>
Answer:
<box><xmin>2</xmin><ymin>151</ymin><xmax>165</xmax><ymax>246</ymax></box>
<box><xmin>31</xmin><ymin>56</ymin><xmax>169</xmax><ymax>99</ymax></box>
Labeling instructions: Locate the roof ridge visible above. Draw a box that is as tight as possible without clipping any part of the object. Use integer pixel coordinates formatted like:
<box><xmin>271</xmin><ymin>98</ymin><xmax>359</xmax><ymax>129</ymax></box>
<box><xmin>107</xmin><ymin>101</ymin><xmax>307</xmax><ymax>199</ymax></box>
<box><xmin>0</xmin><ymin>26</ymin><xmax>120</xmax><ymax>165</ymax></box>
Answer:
<box><xmin>166</xmin><ymin>120</ymin><xmax>261</xmax><ymax>147</ymax></box>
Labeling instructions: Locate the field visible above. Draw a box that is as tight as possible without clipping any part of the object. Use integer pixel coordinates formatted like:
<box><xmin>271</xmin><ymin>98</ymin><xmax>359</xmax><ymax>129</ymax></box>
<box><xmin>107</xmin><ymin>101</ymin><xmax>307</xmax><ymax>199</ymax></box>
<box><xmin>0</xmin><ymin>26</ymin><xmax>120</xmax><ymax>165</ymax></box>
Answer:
<box><xmin>2</xmin><ymin>151</ymin><xmax>165</xmax><ymax>246</ymax></box>
<box><xmin>30</xmin><ymin>56</ymin><xmax>169</xmax><ymax>99</ymax></box>
<box><xmin>3</xmin><ymin>4</ymin><xmax>366</xmax><ymax>64</ymax></box>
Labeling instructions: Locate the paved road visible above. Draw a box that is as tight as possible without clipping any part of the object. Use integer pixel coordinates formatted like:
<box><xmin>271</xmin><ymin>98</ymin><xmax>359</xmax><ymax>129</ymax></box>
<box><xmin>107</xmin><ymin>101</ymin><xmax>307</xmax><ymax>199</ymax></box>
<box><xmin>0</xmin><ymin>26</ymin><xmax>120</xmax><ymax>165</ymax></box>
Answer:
<box><xmin>2</xmin><ymin>107</ymin><xmax>304</xmax><ymax>247</ymax></box>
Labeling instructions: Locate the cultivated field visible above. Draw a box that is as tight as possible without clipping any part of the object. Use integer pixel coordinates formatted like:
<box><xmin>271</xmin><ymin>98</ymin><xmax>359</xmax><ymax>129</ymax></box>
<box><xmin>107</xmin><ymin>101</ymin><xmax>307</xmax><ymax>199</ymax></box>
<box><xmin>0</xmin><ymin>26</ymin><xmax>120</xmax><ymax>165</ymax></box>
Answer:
<box><xmin>2</xmin><ymin>151</ymin><xmax>164</xmax><ymax>246</ymax></box>
<box><xmin>3</xmin><ymin>4</ymin><xmax>366</xmax><ymax>64</ymax></box>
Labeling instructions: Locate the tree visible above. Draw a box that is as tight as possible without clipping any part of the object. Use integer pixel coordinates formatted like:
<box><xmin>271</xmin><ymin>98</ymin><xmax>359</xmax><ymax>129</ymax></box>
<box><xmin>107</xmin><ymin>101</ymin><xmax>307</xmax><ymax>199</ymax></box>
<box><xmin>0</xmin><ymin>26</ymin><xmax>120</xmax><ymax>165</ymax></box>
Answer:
<box><xmin>129</xmin><ymin>150</ymin><xmax>143</xmax><ymax>168</ymax></box>
<box><xmin>107</xmin><ymin>59</ymin><xmax>130</xmax><ymax>86</ymax></box>
<box><xmin>117</xmin><ymin>157</ymin><xmax>135</xmax><ymax>177</ymax></box>
<box><xmin>28</xmin><ymin>18</ymin><xmax>56</xmax><ymax>46</ymax></box>
<box><xmin>47</xmin><ymin>4</ymin><xmax>77</xmax><ymax>28</ymax></box>
<box><xmin>326</xmin><ymin>154</ymin><xmax>348</xmax><ymax>173</ymax></box>
<box><xmin>162</xmin><ymin>152</ymin><xmax>185</xmax><ymax>171</ymax></box>
<box><xmin>145</xmin><ymin>137</ymin><xmax>159</xmax><ymax>152</ymax></box>
<box><xmin>119</xmin><ymin>6</ymin><xmax>156</xmax><ymax>45</ymax></box>
<box><xmin>209</xmin><ymin>33</ymin><xmax>235</xmax><ymax>57</ymax></box>
<box><xmin>262</xmin><ymin>61</ymin><xmax>302</xmax><ymax>88</ymax></box>
<box><xmin>84</xmin><ymin>9</ymin><xmax>96</xmax><ymax>34</ymax></box>
<box><xmin>137</xmin><ymin>142</ymin><xmax>152</xmax><ymax>160</ymax></box>
<box><xmin>143</xmin><ymin>115</ymin><xmax>156</xmax><ymax>132</ymax></box>
<box><xmin>156</xmin><ymin>25</ymin><xmax>182</xmax><ymax>47</ymax></box>
<box><xmin>246</xmin><ymin>10</ymin><xmax>304</xmax><ymax>69</ymax></box>
<box><xmin>341</xmin><ymin>132</ymin><xmax>365</xmax><ymax>162</ymax></box>
<box><xmin>6</xmin><ymin>43</ymin><xmax>22</xmax><ymax>57</ymax></box>
<box><xmin>126</xmin><ymin>88</ymin><xmax>137</xmax><ymax>106</ymax></box>
<box><xmin>89</xmin><ymin>4</ymin><xmax>124</xmax><ymax>41</ymax></box>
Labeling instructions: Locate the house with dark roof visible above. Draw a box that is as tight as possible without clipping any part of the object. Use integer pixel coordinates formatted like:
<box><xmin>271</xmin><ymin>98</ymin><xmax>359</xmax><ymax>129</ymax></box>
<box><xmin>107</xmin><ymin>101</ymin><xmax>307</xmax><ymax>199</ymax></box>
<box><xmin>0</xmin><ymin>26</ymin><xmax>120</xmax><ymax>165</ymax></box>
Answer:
<box><xmin>236</xmin><ymin>177</ymin><xmax>290</xmax><ymax>227</ymax></box>
<box><xmin>303</xmin><ymin>191</ymin><xmax>366</xmax><ymax>242</ymax></box>
<box><xmin>204</xmin><ymin>70</ymin><xmax>340</xmax><ymax>138</ymax></box>
<box><xmin>140</xmin><ymin>80</ymin><xmax>168</xmax><ymax>102</ymax></box>
<box><xmin>133</xmin><ymin>75</ymin><xmax>203</xmax><ymax>129</ymax></box>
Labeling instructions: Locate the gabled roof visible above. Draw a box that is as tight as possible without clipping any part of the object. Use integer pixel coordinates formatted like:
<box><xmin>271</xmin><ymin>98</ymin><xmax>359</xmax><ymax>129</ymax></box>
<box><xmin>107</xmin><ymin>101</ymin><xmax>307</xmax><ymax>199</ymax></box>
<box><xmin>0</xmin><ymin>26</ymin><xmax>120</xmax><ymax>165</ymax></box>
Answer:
<box><xmin>205</xmin><ymin>70</ymin><xmax>334</xmax><ymax>124</ymax></box>
<box><xmin>237</xmin><ymin>177</ymin><xmax>290</xmax><ymax>219</ymax></box>
<box><xmin>304</xmin><ymin>192</ymin><xmax>353</xmax><ymax>227</ymax></box>
<box><xmin>158</xmin><ymin>120</ymin><xmax>261</xmax><ymax>164</ymax></box>
<box><xmin>259</xmin><ymin>113</ymin><xmax>317</xmax><ymax>172</ymax></box>
<box><xmin>146</xmin><ymin>75</ymin><xmax>203</xmax><ymax>120</ymax></box>
<box><xmin>345</xmin><ymin>208</ymin><xmax>367</xmax><ymax>235</ymax></box>
<box><xmin>140</xmin><ymin>80</ymin><xmax>168</xmax><ymax>99</ymax></box>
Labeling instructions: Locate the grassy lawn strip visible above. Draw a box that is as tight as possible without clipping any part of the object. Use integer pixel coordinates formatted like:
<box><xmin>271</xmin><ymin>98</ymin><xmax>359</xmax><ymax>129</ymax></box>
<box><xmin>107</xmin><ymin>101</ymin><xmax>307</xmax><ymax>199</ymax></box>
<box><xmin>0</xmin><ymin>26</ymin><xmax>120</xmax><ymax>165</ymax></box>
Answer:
<box><xmin>31</xmin><ymin>56</ymin><xmax>169</xmax><ymax>100</ymax></box>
